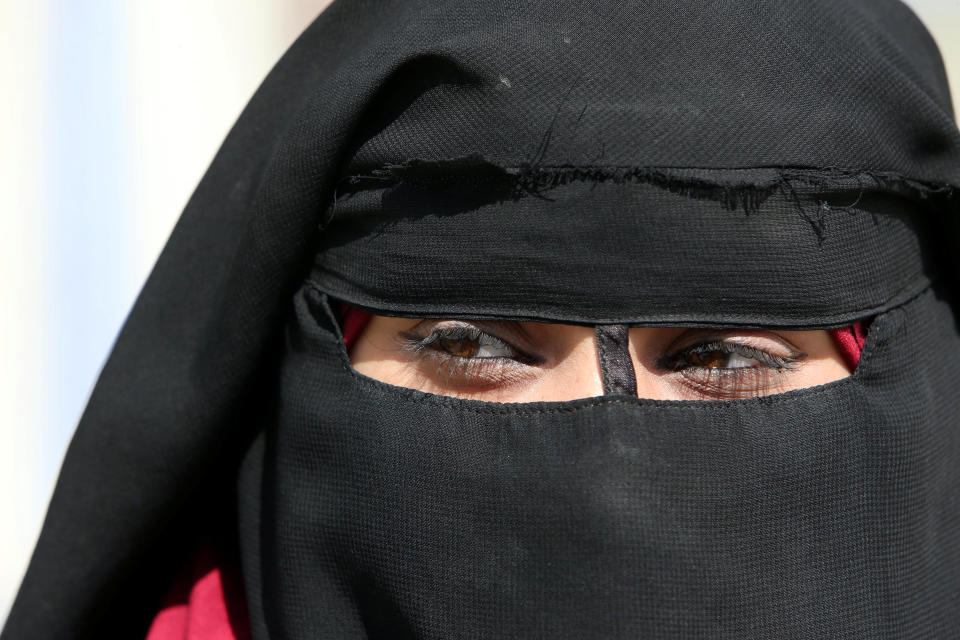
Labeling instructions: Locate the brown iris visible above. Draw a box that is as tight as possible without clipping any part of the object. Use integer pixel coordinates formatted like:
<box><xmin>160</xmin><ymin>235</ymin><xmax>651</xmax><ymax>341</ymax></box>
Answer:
<box><xmin>439</xmin><ymin>336</ymin><xmax>480</xmax><ymax>357</ymax></box>
<box><xmin>686</xmin><ymin>349</ymin><xmax>732</xmax><ymax>368</ymax></box>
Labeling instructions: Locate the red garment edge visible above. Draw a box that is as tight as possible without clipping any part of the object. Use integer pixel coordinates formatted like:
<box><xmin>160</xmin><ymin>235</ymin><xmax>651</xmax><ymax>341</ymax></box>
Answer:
<box><xmin>829</xmin><ymin>323</ymin><xmax>867</xmax><ymax>371</ymax></box>
<box><xmin>341</xmin><ymin>304</ymin><xmax>372</xmax><ymax>348</ymax></box>
<box><xmin>145</xmin><ymin>537</ymin><xmax>250</xmax><ymax>640</ymax></box>
<box><xmin>145</xmin><ymin>306</ymin><xmax>863</xmax><ymax>639</ymax></box>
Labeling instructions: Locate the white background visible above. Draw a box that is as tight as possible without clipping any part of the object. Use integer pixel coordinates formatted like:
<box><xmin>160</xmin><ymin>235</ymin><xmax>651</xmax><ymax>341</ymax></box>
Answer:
<box><xmin>1</xmin><ymin>0</ymin><xmax>958</xmax><ymax>625</ymax></box>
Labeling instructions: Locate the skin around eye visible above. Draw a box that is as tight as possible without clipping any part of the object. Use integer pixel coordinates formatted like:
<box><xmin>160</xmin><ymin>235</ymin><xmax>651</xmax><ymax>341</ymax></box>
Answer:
<box><xmin>347</xmin><ymin>316</ymin><xmax>852</xmax><ymax>402</ymax></box>
<box><xmin>633</xmin><ymin>328</ymin><xmax>849</xmax><ymax>400</ymax></box>
<box><xmin>350</xmin><ymin>317</ymin><xmax>602</xmax><ymax>401</ymax></box>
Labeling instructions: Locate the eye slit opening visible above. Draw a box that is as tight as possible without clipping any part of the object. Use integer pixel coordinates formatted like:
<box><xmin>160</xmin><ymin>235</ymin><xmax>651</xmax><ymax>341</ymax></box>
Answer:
<box><xmin>336</xmin><ymin>296</ymin><xmax>855</xmax><ymax>402</ymax></box>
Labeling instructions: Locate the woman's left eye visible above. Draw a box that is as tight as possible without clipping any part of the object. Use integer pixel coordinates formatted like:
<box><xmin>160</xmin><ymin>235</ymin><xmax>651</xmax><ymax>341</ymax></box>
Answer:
<box><xmin>435</xmin><ymin>331</ymin><xmax>517</xmax><ymax>359</ymax></box>
<box><xmin>656</xmin><ymin>335</ymin><xmax>807</xmax><ymax>399</ymax></box>
<box><xmin>676</xmin><ymin>340</ymin><xmax>800</xmax><ymax>371</ymax></box>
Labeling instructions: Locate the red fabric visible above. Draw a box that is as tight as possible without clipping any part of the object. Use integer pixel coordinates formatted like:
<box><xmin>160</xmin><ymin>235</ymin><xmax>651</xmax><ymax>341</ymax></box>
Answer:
<box><xmin>829</xmin><ymin>322</ymin><xmax>867</xmax><ymax>372</ymax></box>
<box><xmin>146</xmin><ymin>310</ymin><xmax>865</xmax><ymax>639</ymax></box>
<box><xmin>341</xmin><ymin>304</ymin><xmax>373</xmax><ymax>349</ymax></box>
<box><xmin>145</xmin><ymin>306</ymin><xmax>372</xmax><ymax>640</ymax></box>
<box><xmin>144</xmin><ymin>306</ymin><xmax>373</xmax><ymax>640</ymax></box>
<box><xmin>146</xmin><ymin>540</ymin><xmax>250</xmax><ymax>640</ymax></box>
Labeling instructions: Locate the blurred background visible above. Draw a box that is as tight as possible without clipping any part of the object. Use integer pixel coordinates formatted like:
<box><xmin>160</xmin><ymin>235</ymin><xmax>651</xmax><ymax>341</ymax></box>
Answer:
<box><xmin>1</xmin><ymin>0</ymin><xmax>958</xmax><ymax>625</ymax></box>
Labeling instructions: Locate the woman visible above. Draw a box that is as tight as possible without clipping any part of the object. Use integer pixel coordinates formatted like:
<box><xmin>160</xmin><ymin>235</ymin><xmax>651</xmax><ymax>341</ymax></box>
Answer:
<box><xmin>5</xmin><ymin>0</ymin><xmax>960</xmax><ymax>637</ymax></box>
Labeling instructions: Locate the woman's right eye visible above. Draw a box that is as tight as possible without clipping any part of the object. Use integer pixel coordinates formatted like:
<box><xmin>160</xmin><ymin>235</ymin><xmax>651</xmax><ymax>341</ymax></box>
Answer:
<box><xmin>395</xmin><ymin>321</ymin><xmax>543</xmax><ymax>389</ymax></box>
<box><xmin>400</xmin><ymin>322</ymin><xmax>529</xmax><ymax>360</ymax></box>
<box><xmin>666</xmin><ymin>339</ymin><xmax>803</xmax><ymax>371</ymax></box>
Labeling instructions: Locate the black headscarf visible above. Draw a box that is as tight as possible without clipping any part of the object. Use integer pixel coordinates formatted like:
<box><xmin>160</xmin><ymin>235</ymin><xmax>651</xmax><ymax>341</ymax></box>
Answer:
<box><xmin>6</xmin><ymin>0</ymin><xmax>960</xmax><ymax>637</ymax></box>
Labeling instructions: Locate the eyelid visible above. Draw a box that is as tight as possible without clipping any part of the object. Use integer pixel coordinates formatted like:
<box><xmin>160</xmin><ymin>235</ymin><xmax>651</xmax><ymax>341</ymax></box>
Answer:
<box><xmin>432</xmin><ymin>319</ymin><xmax>537</xmax><ymax>347</ymax></box>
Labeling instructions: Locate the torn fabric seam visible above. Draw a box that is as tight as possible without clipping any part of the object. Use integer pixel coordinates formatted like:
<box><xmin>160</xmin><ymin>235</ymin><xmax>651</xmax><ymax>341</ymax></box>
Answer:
<box><xmin>337</xmin><ymin>154</ymin><xmax>956</xmax><ymax>218</ymax></box>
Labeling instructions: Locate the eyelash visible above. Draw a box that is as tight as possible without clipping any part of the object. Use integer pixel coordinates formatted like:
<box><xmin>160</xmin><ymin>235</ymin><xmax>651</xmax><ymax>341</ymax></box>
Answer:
<box><xmin>656</xmin><ymin>339</ymin><xmax>802</xmax><ymax>372</ymax></box>
<box><xmin>398</xmin><ymin>325</ymin><xmax>805</xmax><ymax>398</ymax></box>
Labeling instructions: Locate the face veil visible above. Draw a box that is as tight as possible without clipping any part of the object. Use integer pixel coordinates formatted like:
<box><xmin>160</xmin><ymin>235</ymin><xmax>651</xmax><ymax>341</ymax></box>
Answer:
<box><xmin>5</xmin><ymin>0</ymin><xmax>960</xmax><ymax>638</ymax></box>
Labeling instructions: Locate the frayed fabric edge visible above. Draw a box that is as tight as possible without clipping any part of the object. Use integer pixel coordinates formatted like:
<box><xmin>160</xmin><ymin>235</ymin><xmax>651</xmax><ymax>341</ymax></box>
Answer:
<box><xmin>336</xmin><ymin>154</ymin><xmax>957</xmax><ymax>238</ymax></box>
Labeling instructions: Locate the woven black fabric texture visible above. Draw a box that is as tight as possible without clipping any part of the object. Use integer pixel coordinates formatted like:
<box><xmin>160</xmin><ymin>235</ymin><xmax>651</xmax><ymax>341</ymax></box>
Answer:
<box><xmin>4</xmin><ymin>0</ymin><xmax>960</xmax><ymax>638</ymax></box>
<box><xmin>596</xmin><ymin>325</ymin><xmax>637</xmax><ymax>395</ymax></box>
<box><xmin>312</xmin><ymin>180</ymin><xmax>936</xmax><ymax>326</ymax></box>
<box><xmin>237</xmin><ymin>285</ymin><xmax>960</xmax><ymax>638</ymax></box>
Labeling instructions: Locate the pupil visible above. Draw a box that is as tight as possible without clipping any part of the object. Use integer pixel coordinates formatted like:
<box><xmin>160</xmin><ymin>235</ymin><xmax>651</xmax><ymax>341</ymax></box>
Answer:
<box><xmin>440</xmin><ymin>336</ymin><xmax>479</xmax><ymax>357</ymax></box>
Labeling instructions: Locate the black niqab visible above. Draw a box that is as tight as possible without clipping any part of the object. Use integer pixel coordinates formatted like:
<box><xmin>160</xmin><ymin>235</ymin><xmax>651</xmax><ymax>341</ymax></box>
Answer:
<box><xmin>5</xmin><ymin>0</ymin><xmax>960</xmax><ymax>638</ymax></box>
